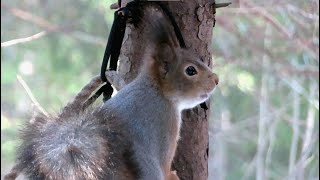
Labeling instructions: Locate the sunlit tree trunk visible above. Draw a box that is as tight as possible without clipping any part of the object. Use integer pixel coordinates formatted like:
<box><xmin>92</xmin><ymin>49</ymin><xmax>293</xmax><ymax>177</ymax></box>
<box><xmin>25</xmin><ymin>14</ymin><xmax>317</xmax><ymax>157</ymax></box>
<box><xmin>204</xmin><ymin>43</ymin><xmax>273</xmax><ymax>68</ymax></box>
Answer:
<box><xmin>119</xmin><ymin>1</ymin><xmax>216</xmax><ymax>179</ymax></box>
<box><xmin>256</xmin><ymin>23</ymin><xmax>271</xmax><ymax>180</ymax></box>
<box><xmin>210</xmin><ymin>110</ymin><xmax>229</xmax><ymax>180</ymax></box>
<box><xmin>297</xmin><ymin>81</ymin><xmax>317</xmax><ymax>180</ymax></box>
<box><xmin>288</xmin><ymin>81</ymin><xmax>301</xmax><ymax>180</ymax></box>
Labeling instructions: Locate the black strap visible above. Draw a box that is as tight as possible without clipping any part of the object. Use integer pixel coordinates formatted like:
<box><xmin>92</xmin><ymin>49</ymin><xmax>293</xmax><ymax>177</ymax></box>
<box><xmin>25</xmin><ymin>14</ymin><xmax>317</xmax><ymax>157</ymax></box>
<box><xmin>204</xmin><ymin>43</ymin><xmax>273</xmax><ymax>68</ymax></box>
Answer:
<box><xmin>100</xmin><ymin>0</ymin><xmax>142</xmax><ymax>83</ymax></box>
<box><xmin>100</xmin><ymin>7</ymin><xmax>131</xmax><ymax>101</ymax></box>
<box><xmin>100</xmin><ymin>11</ymin><xmax>119</xmax><ymax>82</ymax></box>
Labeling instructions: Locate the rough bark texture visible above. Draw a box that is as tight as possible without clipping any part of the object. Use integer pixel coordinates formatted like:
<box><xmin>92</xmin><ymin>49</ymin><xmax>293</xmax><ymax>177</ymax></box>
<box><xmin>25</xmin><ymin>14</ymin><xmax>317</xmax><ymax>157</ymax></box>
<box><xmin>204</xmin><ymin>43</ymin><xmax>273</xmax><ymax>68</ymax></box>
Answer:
<box><xmin>119</xmin><ymin>1</ymin><xmax>215</xmax><ymax>179</ymax></box>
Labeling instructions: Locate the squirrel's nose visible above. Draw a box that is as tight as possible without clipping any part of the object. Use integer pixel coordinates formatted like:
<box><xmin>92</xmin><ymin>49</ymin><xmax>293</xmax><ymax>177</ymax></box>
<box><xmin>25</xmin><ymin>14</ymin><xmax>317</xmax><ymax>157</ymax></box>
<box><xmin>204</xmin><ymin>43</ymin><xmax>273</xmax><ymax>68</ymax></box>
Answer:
<box><xmin>209</xmin><ymin>73</ymin><xmax>219</xmax><ymax>85</ymax></box>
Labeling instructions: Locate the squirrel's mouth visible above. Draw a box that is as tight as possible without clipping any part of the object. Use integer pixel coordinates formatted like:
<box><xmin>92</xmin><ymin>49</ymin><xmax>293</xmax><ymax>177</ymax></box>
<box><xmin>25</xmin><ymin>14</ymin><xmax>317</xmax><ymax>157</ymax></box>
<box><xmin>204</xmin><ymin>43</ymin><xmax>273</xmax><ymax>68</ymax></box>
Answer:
<box><xmin>200</xmin><ymin>88</ymin><xmax>216</xmax><ymax>100</ymax></box>
<box><xmin>200</xmin><ymin>94</ymin><xmax>208</xmax><ymax>99</ymax></box>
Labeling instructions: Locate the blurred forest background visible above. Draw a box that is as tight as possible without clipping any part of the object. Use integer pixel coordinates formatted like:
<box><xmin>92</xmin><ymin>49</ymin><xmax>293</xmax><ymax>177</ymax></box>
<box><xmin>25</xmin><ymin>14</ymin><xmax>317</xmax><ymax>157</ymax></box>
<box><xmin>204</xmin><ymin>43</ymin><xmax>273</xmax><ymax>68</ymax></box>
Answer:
<box><xmin>1</xmin><ymin>0</ymin><xmax>319</xmax><ymax>179</ymax></box>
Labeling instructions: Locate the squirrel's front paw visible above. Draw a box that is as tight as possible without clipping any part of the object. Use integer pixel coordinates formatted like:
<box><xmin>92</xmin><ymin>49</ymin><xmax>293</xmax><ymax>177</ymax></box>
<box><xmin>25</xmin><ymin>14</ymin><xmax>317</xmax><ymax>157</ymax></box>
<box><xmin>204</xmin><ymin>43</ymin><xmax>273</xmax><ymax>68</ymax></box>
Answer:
<box><xmin>167</xmin><ymin>171</ymin><xmax>179</xmax><ymax>180</ymax></box>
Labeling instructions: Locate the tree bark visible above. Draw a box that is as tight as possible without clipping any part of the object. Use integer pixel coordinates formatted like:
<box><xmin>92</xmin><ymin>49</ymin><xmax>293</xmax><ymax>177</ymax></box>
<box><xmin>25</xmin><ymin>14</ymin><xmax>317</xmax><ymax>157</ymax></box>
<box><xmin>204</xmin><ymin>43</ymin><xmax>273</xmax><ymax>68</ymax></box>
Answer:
<box><xmin>119</xmin><ymin>1</ymin><xmax>216</xmax><ymax>179</ymax></box>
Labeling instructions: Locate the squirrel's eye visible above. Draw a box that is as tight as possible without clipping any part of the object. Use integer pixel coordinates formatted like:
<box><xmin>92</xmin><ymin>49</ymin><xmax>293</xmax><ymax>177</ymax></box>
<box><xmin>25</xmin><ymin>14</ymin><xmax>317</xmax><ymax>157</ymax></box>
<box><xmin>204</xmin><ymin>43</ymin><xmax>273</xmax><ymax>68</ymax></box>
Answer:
<box><xmin>185</xmin><ymin>66</ymin><xmax>197</xmax><ymax>76</ymax></box>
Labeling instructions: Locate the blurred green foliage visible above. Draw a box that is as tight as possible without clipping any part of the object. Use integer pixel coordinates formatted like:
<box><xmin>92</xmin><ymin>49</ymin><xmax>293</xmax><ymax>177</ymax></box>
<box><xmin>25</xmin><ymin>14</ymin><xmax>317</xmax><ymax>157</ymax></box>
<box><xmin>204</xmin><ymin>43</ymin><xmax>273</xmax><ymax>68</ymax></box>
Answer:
<box><xmin>1</xmin><ymin>0</ymin><xmax>319</xmax><ymax>179</ymax></box>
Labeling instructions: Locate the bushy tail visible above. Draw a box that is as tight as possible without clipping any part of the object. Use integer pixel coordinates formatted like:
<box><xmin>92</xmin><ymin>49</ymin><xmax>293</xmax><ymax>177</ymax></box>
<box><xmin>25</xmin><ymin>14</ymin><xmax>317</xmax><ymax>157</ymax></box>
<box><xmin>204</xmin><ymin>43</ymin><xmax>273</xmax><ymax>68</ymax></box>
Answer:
<box><xmin>17</xmin><ymin>109</ymin><xmax>109</xmax><ymax>179</ymax></box>
<box><xmin>5</xmin><ymin>75</ymin><xmax>109</xmax><ymax>180</ymax></box>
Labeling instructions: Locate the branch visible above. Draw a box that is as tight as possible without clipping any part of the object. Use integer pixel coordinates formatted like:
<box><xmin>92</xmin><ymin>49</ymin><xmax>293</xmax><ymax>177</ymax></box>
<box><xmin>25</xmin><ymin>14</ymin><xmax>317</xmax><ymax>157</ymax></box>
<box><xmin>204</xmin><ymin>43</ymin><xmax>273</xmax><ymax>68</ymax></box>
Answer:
<box><xmin>1</xmin><ymin>31</ymin><xmax>47</xmax><ymax>47</ymax></box>
<box><xmin>16</xmin><ymin>75</ymin><xmax>49</xmax><ymax>117</ymax></box>
<box><xmin>1</xmin><ymin>4</ymin><xmax>58</xmax><ymax>31</ymax></box>
<box><xmin>2</xmin><ymin>4</ymin><xmax>106</xmax><ymax>47</ymax></box>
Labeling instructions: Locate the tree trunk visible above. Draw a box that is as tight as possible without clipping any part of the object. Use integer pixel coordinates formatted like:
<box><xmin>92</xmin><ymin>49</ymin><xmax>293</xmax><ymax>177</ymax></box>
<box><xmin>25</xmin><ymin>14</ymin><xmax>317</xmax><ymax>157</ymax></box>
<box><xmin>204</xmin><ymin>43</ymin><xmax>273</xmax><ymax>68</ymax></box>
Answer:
<box><xmin>119</xmin><ymin>1</ymin><xmax>216</xmax><ymax>179</ymax></box>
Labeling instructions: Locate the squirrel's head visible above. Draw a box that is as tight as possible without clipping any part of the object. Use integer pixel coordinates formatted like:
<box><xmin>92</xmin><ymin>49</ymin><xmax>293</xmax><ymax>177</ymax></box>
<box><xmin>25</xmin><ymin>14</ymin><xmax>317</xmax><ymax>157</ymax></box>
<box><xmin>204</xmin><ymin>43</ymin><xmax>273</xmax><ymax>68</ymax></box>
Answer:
<box><xmin>141</xmin><ymin>11</ymin><xmax>219</xmax><ymax>111</ymax></box>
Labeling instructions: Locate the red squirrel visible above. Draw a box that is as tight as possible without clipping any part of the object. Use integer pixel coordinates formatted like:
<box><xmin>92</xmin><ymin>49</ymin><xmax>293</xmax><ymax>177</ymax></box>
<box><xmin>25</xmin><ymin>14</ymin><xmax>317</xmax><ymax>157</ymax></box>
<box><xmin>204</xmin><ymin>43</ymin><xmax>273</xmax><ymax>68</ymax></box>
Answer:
<box><xmin>5</xmin><ymin>9</ymin><xmax>219</xmax><ymax>180</ymax></box>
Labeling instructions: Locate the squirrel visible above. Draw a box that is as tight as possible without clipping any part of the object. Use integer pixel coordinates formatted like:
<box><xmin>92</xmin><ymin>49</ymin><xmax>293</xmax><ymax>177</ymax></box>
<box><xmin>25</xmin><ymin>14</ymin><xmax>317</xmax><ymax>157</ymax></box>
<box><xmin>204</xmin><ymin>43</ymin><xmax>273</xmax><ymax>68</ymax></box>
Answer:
<box><xmin>4</xmin><ymin>8</ymin><xmax>219</xmax><ymax>180</ymax></box>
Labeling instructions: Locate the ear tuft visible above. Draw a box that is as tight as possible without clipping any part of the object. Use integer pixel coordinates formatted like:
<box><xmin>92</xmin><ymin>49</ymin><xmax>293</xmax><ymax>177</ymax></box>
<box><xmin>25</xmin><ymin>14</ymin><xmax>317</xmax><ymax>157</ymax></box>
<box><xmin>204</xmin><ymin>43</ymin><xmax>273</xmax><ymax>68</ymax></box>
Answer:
<box><xmin>141</xmin><ymin>8</ymin><xmax>180</xmax><ymax>69</ymax></box>
<box><xmin>140</xmin><ymin>7</ymin><xmax>181</xmax><ymax>77</ymax></box>
<box><xmin>144</xmin><ymin>8</ymin><xmax>179</xmax><ymax>50</ymax></box>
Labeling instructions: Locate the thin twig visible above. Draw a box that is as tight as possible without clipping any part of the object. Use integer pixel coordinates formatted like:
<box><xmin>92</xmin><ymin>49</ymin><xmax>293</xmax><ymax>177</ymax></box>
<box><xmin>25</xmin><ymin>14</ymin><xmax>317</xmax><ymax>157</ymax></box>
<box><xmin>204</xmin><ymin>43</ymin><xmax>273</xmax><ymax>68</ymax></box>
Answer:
<box><xmin>2</xmin><ymin>4</ymin><xmax>58</xmax><ymax>31</ymax></box>
<box><xmin>16</xmin><ymin>75</ymin><xmax>49</xmax><ymax>117</ymax></box>
<box><xmin>2</xmin><ymin>4</ymin><xmax>106</xmax><ymax>47</ymax></box>
<box><xmin>1</xmin><ymin>31</ymin><xmax>47</xmax><ymax>47</ymax></box>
